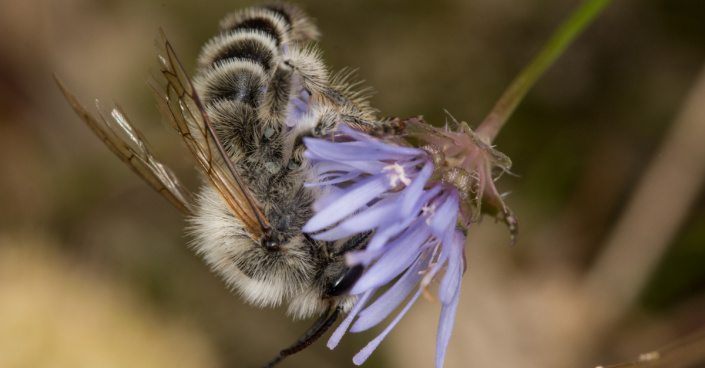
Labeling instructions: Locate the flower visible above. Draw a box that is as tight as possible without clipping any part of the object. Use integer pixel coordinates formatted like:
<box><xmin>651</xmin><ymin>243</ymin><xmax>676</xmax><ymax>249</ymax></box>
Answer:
<box><xmin>302</xmin><ymin>118</ymin><xmax>515</xmax><ymax>367</ymax></box>
<box><xmin>406</xmin><ymin>117</ymin><xmax>517</xmax><ymax>239</ymax></box>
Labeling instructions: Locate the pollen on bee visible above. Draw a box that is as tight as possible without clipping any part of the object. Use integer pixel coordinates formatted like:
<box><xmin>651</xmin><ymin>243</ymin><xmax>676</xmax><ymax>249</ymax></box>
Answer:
<box><xmin>265</xmin><ymin>161</ymin><xmax>282</xmax><ymax>174</ymax></box>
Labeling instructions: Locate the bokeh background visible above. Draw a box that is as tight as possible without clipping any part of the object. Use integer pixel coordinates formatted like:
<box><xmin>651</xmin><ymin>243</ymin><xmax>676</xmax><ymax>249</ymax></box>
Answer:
<box><xmin>1</xmin><ymin>0</ymin><xmax>704</xmax><ymax>367</ymax></box>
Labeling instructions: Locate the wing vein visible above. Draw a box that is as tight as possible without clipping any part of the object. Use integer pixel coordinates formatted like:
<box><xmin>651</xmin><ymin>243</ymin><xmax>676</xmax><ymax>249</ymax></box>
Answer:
<box><xmin>150</xmin><ymin>29</ymin><xmax>271</xmax><ymax>242</ymax></box>
<box><xmin>54</xmin><ymin>75</ymin><xmax>196</xmax><ymax>215</ymax></box>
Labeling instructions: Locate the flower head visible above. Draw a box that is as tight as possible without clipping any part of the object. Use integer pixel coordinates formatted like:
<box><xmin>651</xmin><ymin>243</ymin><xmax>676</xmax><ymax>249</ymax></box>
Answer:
<box><xmin>303</xmin><ymin>118</ymin><xmax>515</xmax><ymax>367</ymax></box>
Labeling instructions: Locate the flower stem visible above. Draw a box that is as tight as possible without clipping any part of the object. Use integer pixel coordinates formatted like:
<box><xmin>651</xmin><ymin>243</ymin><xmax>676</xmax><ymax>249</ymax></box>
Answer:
<box><xmin>476</xmin><ymin>0</ymin><xmax>613</xmax><ymax>142</ymax></box>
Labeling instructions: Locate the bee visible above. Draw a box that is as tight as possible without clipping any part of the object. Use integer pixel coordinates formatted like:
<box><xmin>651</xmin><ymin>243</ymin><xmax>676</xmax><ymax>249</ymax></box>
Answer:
<box><xmin>56</xmin><ymin>3</ymin><xmax>385</xmax><ymax>366</ymax></box>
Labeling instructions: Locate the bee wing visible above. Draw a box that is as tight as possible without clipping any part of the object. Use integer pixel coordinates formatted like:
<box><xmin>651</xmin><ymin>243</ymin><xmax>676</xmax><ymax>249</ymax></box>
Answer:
<box><xmin>55</xmin><ymin>75</ymin><xmax>196</xmax><ymax>215</ymax></box>
<box><xmin>148</xmin><ymin>29</ymin><xmax>271</xmax><ymax>242</ymax></box>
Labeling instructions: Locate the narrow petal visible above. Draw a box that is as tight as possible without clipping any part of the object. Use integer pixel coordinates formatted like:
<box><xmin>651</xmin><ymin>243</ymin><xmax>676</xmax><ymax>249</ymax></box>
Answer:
<box><xmin>430</xmin><ymin>190</ymin><xmax>459</xmax><ymax>238</ymax></box>
<box><xmin>337</xmin><ymin>125</ymin><xmax>425</xmax><ymax>157</ymax></box>
<box><xmin>400</xmin><ymin>160</ymin><xmax>434</xmax><ymax>216</ymax></box>
<box><xmin>309</xmin><ymin>159</ymin><xmax>386</xmax><ymax>177</ymax></box>
<box><xmin>362</xmin><ymin>225</ymin><xmax>399</xmax><ymax>253</ymax></box>
<box><xmin>435</xmin><ymin>289</ymin><xmax>460</xmax><ymax>368</ymax></box>
<box><xmin>327</xmin><ymin>290</ymin><xmax>374</xmax><ymax>349</ymax></box>
<box><xmin>352</xmin><ymin>288</ymin><xmax>424</xmax><ymax>365</ymax></box>
<box><xmin>305</xmin><ymin>171</ymin><xmax>361</xmax><ymax>186</ymax></box>
<box><xmin>345</xmin><ymin>247</ymin><xmax>385</xmax><ymax>266</ymax></box>
<box><xmin>421</xmin><ymin>238</ymin><xmax>452</xmax><ymax>288</ymax></box>
<box><xmin>333</xmin><ymin>160</ymin><xmax>389</xmax><ymax>175</ymax></box>
<box><xmin>350</xmin><ymin>258</ymin><xmax>427</xmax><ymax>332</ymax></box>
<box><xmin>303</xmin><ymin>175</ymin><xmax>390</xmax><ymax>232</ymax></box>
<box><xmin>439</xmin><ymin>230</ymin><xmax>465</xmax><ymax>305</ymax></box>
<box><xmin>337</xmin><ymin>200</ymin><xmax>402</xmax><ymax>234</ymax></box>
<box><xmin>310</xmin><ymin>224</ymin><xmax>361</xmax><ymax>241</ymax></box>
<box><xmin>350</xmin><ymin>222</ymin><xmax>431</xmax><ymax>294</ymax></box>
<box><xmin>304</xmin><ymin>137</ymin><xmax>419</xmax><ymax>162</ymax></box>
<box><xmin>362</xmin><ymin>206</ymin><xmax>427</xmax><ymax>253</ymax></box>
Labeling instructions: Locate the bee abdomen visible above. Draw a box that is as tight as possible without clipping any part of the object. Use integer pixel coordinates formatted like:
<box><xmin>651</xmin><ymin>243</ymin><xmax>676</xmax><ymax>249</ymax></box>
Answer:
<box><xmin>198</xmin><ymin>31</ymin><xmax>278</xmax><ymax>73</ymax></box>
<box><xmin>194</xmin><ymin>60</ymin><xmax>266</xmax><ymax>108</ymax></box>
<box><xmin>219</xmin><ymin>4</ymin><xmax>319</xmax><ymax>46</ymax></box>
<box><xmin>195</xmin><ymin>4</ymin><xmax>318</xmax><ymax>113</ymax></box>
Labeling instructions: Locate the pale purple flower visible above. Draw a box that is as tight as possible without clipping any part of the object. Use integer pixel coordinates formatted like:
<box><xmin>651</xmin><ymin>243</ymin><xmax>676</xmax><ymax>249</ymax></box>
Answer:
<box><xmin>302</xmin><ymin>119</ymin><xmax>514</xmax><ymax>367</ymax></box>
<box><xmin>302</xmin><ymin>125</ymin><xmax>465</xmax><ymax>367</ymax></box>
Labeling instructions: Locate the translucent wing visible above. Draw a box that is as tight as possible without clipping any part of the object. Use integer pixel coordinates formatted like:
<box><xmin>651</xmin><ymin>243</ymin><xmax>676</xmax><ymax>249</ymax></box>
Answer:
<box><xmin>148</xmin><ymin>29</ymin><xmax>271</xmax><ymax>242</ymax></box>
<box><xmin>55</xmin><ymin>75</ymin><xmax>196</xmax><ymax>215</ymax></box>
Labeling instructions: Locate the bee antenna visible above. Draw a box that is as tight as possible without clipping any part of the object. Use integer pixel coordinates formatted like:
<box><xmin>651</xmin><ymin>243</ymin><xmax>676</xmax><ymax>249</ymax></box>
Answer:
<box><xmin>262</xmin><ymin>305</ymin><xmax>341</xmax><ymax>368</ymax></box>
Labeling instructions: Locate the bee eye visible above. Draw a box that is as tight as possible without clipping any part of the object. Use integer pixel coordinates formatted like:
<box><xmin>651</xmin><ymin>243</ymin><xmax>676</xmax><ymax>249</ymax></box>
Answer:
<box><xmin>327</xmin><ymin>265</ymin><xmax>364</xmax><ymax>297</ymax></box>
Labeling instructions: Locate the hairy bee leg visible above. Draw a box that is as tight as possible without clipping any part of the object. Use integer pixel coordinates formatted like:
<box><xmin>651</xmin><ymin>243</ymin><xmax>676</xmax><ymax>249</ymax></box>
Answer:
<box><xmin>262</xmin><ymin>305</ymin><xmax>341</xmax><ymax>368</ymax></box>
<box><xmin>257</xmin><ymin>61</ymin><xmax>293</xmax><ymax>134</ymax></box>
<box><xmin>284</xmin><ymin>46</ymin><xmax>328</xmax><ymax>98</ymax></box>
<box><xmin>332</xmin><ymin>231</ymin><xmax>372</xmax><ymax>258</ymax></box>
<box><xmin>287</xmin><ymin>107</ymin><xmax>386</xmax><ymax>164</ymax></box>
<box><xmin>368</xmin><ymin>117</ymin><xmax>408</xmax><ymax>137</ymax></box>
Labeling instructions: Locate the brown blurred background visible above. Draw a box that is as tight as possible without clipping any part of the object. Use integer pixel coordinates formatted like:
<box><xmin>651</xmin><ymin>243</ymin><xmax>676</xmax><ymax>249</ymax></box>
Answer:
<box><xmin>1</xmin><ymin>0</ymin><xmax>705</xmax><ymax>367</ymax></box>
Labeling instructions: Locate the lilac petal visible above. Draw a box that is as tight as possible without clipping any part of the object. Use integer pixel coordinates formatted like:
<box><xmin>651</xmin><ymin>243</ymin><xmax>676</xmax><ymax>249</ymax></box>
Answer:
<box><xmin>289</xmin><ymin>99</ymin><xmax>308</xmax><ymax>118</ymax></box>
<box><xmin>308</xmin><ymin>160</ymin><xmax>358</xmax><ymax>174</ymax></box>
<box><xmin>327</xmin><ymin>289</ymin><xmax>374</xmax><ymax>349</ymax></box>
<box><xmin>421</xmin><ymin>238</ymin><xmax>452</xmax><ymax>287</ymax></box>
<box><xmin>435</xmin><ymin>287</ymin><xmax>460</xmax><ymax>368</ymax></box>
<box><xmin>292</xmin><ymin>98</ymin><xmax>308</xmax><ymax>112</ymax></box>
<box><xmin>337</xmin><ymin>200</ymin><xmax>401</xmax><ymax>234</ymax></box>
<box><xmin>350</xmin><ymin>222</ymin><xmax>431</xmax><ymax>294</ymax></box>
<box><xmin>304</xmin><ymin>171</ymin><xmax>359</xmax><ymax>186</ymax></box>
<box><xmin>329</xmin><ymin>193</ymin><xmax>406</xmax><ymax>243</ymax></box>
<box><xmin>438</xmin><ymin>219</ymin><xmax>457</xmax><ymax>271</ymax></box>
<box><xmin>335</xmin><ymin>160</ymin><xmax>388</xmax><ymax>175</ymax></box>
<box><xmin>352</xmin><ymin>288</ymin><xmax>424</xmax><ymax>365</ymax></box>
<box><xmin>309</xmin><ymin>155</ymin><xmax>384</xmax><ymax>170</ymax></box>
<box><xmin>430</xmin><ymin>190</ymin><xmax>459</xmax><ymax>238</ymax></box>
<box><xmin>304</xmin><ymin>138</ymin><xmax>418</xmax><ymax>162</ymax></box>
<box><xmin>439</xmin><ymin>231</ymin><xmax>465</xmax><ymax>305</ymax></box>
<box><xmin>399</xmin><ymin>184</ymin><xmax>443</xmax><ymax>228</ymax></box>
<box><xmin>337</xmin><ymin>125</ymin><xmax>425</xmax><ymax>157</ymax></box>
<box><xmin>350</xmin><ymin>258</ymin><xmax>427</xmax><ymax>332</ymax></box>
<box><xmin>292</xmin><ymin>90</ymin><xmax>309</xmax><ymax>109</ymax></box>
<box><xmin>346</xmin><ymin>216</ymin><xmax>429</xmax><ymax>267</ymax></box>
<box><xmin>380</xmin><ymin>185</ymin><xmax>445</xmax><ymax>239</ymax></box>
<box><xmin>309</xmin><ymin>163</ymin><xmax>386</xmax><ymax>210</ymax></box>
<box><xmin>346</xmin><ymin>214</ymin><xmax>427</xmax><ymax>267</ymax></box>
<box><xmin>343</xmin><ymin>197</ymin><xmax>418</xmax><ymax>263</ymax></box>
<box><xmin>303</xmin><ymin>175</ymin><xmax>390</xmax><ymax>233</ymax></box>
<box><xmin>312</xmin><ymin>184</ymin><xmax>355</xmax><ymax>212</ymax></box>
<box><xmin>345</xmin><ymin>247</ymin><xmax>386</xmax><ymax>266</ymax></box>
<box><xmin>345</xmin><ymin>134</ymin><xmax>423</xmax><ymax>157</ymax></box>
<box><xmin>400</xmin><ymin>161</ymin><xmax>434</xmax><ymax>216</ymax></box>
<box><xmin>362</xmin><ymin>224</ymin><xmax>399</xmax><ymax>252</ymax></box>
<box><xmin>363</xmin><ymin>202</ymin><xmax>427</xmax><ymax>253</ymax></box>
<box><xmin>308</xmin><ymin>158</ymin><xmax>386</xmax><ymax>177</ymax></box>
<box><xmin>310</xmin><ymin>225</ymin><xmax>361</xmax><ymax>241</ymax></box>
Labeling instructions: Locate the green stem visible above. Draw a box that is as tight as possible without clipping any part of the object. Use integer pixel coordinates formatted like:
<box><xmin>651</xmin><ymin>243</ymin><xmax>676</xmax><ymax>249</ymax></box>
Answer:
<box><xmin>476</xmin><ymin>0</ymin><xmax>613</xmax><ymax>142</ymax></box>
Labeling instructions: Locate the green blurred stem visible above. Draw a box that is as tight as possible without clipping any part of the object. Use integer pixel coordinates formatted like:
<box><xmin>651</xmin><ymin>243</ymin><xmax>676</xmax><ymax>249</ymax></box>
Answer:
<box><xmin>476</xmin><ymin>0</ymin><xmax>612</xmax><ymax>142</ymax></box>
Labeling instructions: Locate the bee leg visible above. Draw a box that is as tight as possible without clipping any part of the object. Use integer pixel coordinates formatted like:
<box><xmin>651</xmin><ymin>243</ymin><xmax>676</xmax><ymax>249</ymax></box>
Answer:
<box><xmin>258</xmin><ymin>61</ymin><xmax>293</xmax><ymax>134</ymax></box>
<box><xmin>261</xmin><ymin>305</ymin><xmax>341</xmax><ymax>368</ymax></box>
<box><xmin>249</xmin><ymin>61</ymin><xmax>295</xmax><ymax>174</ymax></box>
<box><xmin>367</xmin><ymin>117</ymin><xmax>409</xmax><ymax>137</ymax></box>
<box><xmin>332</xmin><ymin>231</ymin><xmax>372</xmax><ymax>258</ymax></box>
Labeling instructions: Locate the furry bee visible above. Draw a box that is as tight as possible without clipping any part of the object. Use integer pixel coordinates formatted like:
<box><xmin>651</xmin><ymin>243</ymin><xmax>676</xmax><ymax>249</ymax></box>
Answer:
<box><xmin>56</xmin><ymin>3</ymin><xmax>385</xmax><ymax>366</ymax></box>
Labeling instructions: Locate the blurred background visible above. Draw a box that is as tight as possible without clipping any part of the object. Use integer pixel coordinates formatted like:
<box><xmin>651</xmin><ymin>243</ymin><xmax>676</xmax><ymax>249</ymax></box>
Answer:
<box><xmin>1</xmin><ymin>0</ymin><xmax>704</xmax><ymax>367</ymax></box>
